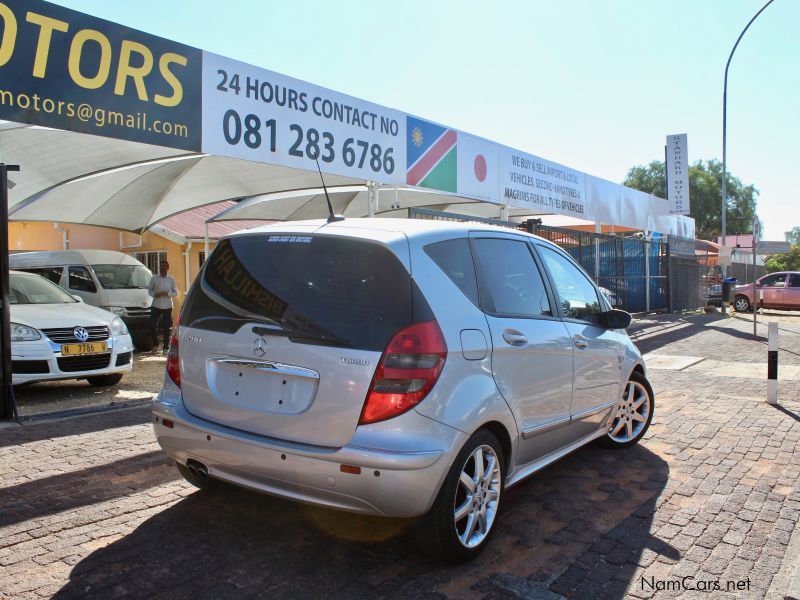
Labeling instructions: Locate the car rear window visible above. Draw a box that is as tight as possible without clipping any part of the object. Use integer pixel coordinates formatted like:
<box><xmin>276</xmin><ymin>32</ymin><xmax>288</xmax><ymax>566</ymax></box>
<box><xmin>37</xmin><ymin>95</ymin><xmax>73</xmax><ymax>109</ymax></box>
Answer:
<box><xmin>182</xmin><ymin>235</ymin><xmax>417</xmax><ymax>351</ymax></box>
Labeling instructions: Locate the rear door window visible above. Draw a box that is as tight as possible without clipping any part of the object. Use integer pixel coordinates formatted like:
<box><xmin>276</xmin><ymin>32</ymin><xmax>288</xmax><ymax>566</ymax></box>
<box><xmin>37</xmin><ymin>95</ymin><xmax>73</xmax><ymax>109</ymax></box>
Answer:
<box><xmin>182</xmin><ymin>235</ymin><xmax>415</xmax><ymax>352</ymax></box>
<box><xmin>471</xmin><ymin>238</ymin><xmax>552</xmax><ymax>317</ymax></box>
<box><xmin>788</xmin><ymin>274</ymin><xmax>800</xmax><ymax>288</ymax></box>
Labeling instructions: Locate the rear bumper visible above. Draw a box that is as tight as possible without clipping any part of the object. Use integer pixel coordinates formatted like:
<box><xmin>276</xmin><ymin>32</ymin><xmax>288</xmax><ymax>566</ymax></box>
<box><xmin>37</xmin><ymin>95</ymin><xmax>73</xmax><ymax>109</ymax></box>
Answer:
<box><xmin>152</xmin><ymin>392</ymin><xmax>466</xmax><ymax>518</ymax></box>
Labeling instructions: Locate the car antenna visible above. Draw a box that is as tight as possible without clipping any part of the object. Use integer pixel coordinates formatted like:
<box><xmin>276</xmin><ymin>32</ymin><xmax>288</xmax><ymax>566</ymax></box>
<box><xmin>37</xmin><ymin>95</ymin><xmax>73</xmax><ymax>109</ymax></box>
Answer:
<box><xmin>314</xmin><ymin>155</ymin><xmax>344</xmax><ymax>223</ymax></box>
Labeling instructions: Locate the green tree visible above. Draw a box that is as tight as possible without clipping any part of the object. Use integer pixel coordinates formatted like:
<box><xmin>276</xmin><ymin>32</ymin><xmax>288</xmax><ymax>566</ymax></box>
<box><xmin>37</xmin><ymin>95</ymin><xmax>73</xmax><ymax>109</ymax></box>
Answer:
<box><xmin>765</xmin><ymin>244</ymin><xmax>800</xmax><ymax>273</ymax></box>
<box><xmin>623</xmin><ymin>159</ymin><xmax>759</xmax><ymax>241</ymax></box>
<box><xmin>785</xmin><ymin>226</ymin><xmax>800</xmax><ymax>245</ymax></box>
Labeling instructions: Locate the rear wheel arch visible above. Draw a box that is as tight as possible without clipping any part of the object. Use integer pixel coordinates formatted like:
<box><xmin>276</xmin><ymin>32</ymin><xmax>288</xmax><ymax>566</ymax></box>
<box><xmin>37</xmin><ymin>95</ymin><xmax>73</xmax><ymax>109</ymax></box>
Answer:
<box><xmin>475</xmin><ymin>420</ymin><xmax>513</xmax><ymax>472</ymax></box>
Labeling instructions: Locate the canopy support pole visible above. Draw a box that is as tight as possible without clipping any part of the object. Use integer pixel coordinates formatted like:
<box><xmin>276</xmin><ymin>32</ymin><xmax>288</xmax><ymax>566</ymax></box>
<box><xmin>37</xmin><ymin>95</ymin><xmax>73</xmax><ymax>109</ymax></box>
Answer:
<box><xmin>645</xmin><ymin>231</ymin><xmax>651</xmax><ymax>313</ymax></box>
<box><xmin>204</xmin><ymin>221</ymin><xmax>210</xmax><ymax>258</ymax></box>
<box><xmin>1</xmin><ymin>164</ymin><xmax>20</xmax><ymax>421</ymax></box>
<box><xmin>367</xmin><ymin>182</ymin><xmax>376</xmax><ymax>218</ymax></box>
<box><xmin>595</xmin><ymin>222</ymin><xmax>601</xmax><ymax>281</ymax></box>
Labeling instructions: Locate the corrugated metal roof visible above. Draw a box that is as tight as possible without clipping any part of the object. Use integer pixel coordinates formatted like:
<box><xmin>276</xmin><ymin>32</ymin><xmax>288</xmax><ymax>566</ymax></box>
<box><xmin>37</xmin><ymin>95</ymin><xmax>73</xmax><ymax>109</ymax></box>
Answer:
<box><xmin>155</xmin><ymin>200</ymin><xmax>272</xmax><ymax>240</ymax></box>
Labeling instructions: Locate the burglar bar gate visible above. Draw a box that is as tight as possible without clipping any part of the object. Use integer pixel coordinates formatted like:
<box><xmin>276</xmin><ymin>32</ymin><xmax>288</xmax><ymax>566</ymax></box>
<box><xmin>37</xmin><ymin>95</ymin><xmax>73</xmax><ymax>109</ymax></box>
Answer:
<box><xmin>407</xmin><ymin>207</ymin><xmax>670</xmax><ymax>313</ymax></box>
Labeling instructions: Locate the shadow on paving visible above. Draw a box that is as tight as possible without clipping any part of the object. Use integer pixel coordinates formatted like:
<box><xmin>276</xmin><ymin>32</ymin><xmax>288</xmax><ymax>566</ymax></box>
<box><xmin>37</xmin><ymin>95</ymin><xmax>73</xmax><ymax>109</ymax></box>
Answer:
<box><xmin>53</xmin><ymin>443</ymin><xmax>671</xmax><ymax>599</ymax></box>
<box><xmin>0</xmin><ymin>451</ymin><xmax>177</xmax><ymax>527</ymax></box>
<box><xmin>629</xmin><ymin>313</ymin><xmax>727</xmax><ymax>355</ymax></box>
<box><xmin>711</xmin><ymin>320</ymin><xmax>800</xmax><ymax>357</ymax></box>
<box><xmin>0</xmin><ymin>406</ymin><xmax>151</xmax><ymax>449</ymax></box>
<box><xmin>770</xmin><ymin>404</ymin><xmax>800</xmax><ymax>424</ymax></box>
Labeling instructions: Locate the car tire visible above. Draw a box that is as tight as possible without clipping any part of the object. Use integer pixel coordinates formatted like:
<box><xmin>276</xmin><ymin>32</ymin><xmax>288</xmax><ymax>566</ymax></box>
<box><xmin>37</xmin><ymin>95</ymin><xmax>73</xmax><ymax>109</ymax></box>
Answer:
<box><xmin>600</xmin><ymin>370</ymin><xmax>654</xmax><ymax>449</ymax></box>
<box><xmin>176</xmin><ymin>461</ymin><xmax>213</xmax><ymax>490</ymax></box>
<box><xmin>734</xmin><ymin>295</ymin><xmax>751</xmax><ymax>312</ymax></box>
<box><xmin>413</xmin><ymin>429</ymin><xmax>505</xmax><ymax>563</ymax></box>
<box><xmin>86</xmin><ymin>373</ymin><xmax>124</xmax><ymax>387</ymax></box>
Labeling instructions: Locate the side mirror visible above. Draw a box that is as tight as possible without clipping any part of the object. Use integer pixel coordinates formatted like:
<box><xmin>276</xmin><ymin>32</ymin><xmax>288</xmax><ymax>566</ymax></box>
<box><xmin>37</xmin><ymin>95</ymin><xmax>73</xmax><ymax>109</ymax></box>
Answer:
<box><xmin>71</xmin><ymin>295</ymin><xmax>84</xmax><ymax>303</ymax></box>
<box><xmin>600</xmin><ymin>308</ymin><xmax>631</xmax><ymax>330</ymax></box>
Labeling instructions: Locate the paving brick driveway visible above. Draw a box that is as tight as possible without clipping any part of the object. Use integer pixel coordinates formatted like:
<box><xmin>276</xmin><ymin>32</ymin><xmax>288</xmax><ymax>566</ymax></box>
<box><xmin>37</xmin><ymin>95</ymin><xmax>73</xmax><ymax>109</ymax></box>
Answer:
<box><xmin>1</xmin><ymin>312</ymin><xmax>799</xmax><ymax>599</ymax></box>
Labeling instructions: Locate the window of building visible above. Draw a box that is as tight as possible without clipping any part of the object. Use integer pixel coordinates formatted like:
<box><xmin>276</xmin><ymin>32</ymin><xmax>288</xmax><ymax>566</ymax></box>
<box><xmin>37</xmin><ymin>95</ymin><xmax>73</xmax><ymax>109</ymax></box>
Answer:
<box><xmin>134</xmin><ymin>251</ymin><xmax>167</xmax><ymax>274</ymax></box>
<box><xmin>199</xmin><ymin>252</ymin><xmax>206</xmax><ymax>269</ymax></box>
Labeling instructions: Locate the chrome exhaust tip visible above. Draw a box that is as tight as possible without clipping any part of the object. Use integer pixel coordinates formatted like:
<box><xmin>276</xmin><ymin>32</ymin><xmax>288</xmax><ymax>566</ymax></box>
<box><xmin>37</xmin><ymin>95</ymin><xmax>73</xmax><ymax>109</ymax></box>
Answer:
<box><xmin>186</xmin><ymin>458</ymin><xmax>209</xmax><ymax>481</ymax></box>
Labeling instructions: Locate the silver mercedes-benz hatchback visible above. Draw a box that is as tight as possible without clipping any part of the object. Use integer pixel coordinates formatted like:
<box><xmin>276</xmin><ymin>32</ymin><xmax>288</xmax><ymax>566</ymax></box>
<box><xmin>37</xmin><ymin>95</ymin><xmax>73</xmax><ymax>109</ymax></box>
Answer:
<box><xmin>152</xmin><ymin>218</ymin><xmax>653</xmax><ymax>562</ymax></box>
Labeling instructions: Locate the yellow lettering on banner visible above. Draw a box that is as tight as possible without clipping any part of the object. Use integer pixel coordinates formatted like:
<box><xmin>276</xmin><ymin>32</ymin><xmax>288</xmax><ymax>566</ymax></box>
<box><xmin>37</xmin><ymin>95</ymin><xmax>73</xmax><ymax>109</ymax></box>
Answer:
<box><xmin>154</xmin><ymin>52</ymin><xmax>186</xmax><ymax>107</ymax></box>
<box><xmin>68</xmin><ymin>29</ymin><xmax>111</xmax><ymax>89</ymax></box>
<box><xmin>115</xmin><ymin>40</ymin><xmax>153</xmax><ymax>100</ymax></box>
<box><xmin>26</xmin><ymin>12</ymin><xmax>69</xmax><ymax>78</ymax></box>
<box><xmin>0</xmin><ymin>3</ymin><xmax>17</xmax><ymax>67</ymax></box>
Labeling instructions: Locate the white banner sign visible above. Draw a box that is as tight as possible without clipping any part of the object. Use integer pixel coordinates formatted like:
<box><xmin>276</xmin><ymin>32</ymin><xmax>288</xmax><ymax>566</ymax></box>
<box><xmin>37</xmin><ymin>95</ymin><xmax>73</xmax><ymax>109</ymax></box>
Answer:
<box><xmin>718</xmin><ymin>245</ymin><xmax>733</xmax><ymax>267</ymax></box>
<box><xmin>666</xmin><ymin>133</ymin><xmax>690</xmax><ymax>215</ymax></box>
<box><xmin>756</xmin><ymin>241</ymin><xmax>791</xmax><ymax>254</ymax></box>
<box><xmin>499</xmin><ymin>147</ymin><xmax>587</xmax><ymax>217</ymax></box>
<box><xmin>202</xmin><ymin>52</ymin><xmax>406</xmax><ymax>184</ymax></box>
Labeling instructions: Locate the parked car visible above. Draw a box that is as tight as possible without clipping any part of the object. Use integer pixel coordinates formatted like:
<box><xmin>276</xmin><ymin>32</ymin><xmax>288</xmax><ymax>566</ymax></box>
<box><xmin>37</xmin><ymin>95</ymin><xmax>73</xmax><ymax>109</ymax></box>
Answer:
<box><xmin>9</xmin><ymin>270</ymin><xmax>134</xmax><ymax>386</ymax></box>
<box><xmin>733</xmin><ymin>272</ymin><xmax>800</xmax><ymax>312</ymax></box>
<box><xmin>9</xmin><ymin>250</ymin><xmax>155</xmax><ymax>350</ymax></box>
<box><xmin>152</xmin><ymin>219</ymin><xmax>653</xmax><ymax>562</ymax></box>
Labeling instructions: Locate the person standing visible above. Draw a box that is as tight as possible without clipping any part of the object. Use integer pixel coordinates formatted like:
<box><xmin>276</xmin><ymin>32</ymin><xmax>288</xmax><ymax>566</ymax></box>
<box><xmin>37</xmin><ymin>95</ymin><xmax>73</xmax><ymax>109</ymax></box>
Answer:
<box><xmin>148</xmin><ymin>260</ymin><xmax>178</xmax><ymax>354</ymax></box>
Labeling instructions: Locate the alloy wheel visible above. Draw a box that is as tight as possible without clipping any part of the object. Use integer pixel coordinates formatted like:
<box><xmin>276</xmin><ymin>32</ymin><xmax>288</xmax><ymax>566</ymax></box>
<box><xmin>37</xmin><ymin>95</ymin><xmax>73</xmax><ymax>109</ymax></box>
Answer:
<box><xmin>608</xmin><ymin>380</ymin><xmax>651</xmax><ymax>443</ymax></box>
<box><xmin>734</xmin><ymin>297</ymin><xmax>750</xmax><ymax>312</ymax></box>
<box><xmin>453</xmin><ymin>444</ymin><xmax>501</xmax><ymax>548</ymax></box>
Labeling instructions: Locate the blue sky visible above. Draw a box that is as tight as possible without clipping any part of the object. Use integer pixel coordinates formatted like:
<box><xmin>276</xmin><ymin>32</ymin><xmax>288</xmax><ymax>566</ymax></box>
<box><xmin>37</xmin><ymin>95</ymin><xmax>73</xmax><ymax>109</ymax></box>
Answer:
<box><xmin>51</xmin><ymin>0</ymin><xmax>799</xmax><ymax>240</ymax></box>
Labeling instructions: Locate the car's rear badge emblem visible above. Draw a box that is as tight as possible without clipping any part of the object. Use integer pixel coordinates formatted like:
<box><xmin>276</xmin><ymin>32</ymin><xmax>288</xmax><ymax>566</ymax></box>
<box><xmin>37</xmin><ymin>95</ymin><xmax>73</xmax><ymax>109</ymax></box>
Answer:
<box><xmin>342</xmin><ymin>357</ymin><xmax>369</xmax><ymax>366</ymax></box>
<box><xmin>73</xmin><ymin>327</ymin><xmax>89</xmax><ymax>342</ymax></box>
<box><xmin>252</xmin><ymin>337</ymin><xmax>267</xmax><ymax>358</ymax></box>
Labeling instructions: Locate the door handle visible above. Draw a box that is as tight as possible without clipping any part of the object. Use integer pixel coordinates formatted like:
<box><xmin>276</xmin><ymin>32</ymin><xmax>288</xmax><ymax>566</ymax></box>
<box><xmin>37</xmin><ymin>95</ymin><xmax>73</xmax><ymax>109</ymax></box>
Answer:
<box><xmin>502</xmin><ymin>330</ymin><xmax>528</xmax><ymax>346</ymax></box>
<box><xmin>573</xmin><ymin>335</ymin><xmax>589</xmax><ymax>349</ymax></box>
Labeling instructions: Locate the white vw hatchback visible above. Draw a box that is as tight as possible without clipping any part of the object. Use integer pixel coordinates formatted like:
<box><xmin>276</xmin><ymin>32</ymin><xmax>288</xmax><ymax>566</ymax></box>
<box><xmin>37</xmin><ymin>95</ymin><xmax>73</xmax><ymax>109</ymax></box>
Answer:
<box><xmin>10</xmin><ymin>271</ymin><xmax>135</xmax><ymax>386</ymax></box>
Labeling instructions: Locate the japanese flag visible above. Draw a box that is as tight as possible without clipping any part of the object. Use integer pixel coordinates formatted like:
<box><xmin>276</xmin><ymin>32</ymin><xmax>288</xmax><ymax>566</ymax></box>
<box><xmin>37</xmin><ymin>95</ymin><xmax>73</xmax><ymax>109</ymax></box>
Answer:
<box><xmin>457</xmin><ymin>132</ymin><xmax>499</xmax><ymax>202</ymax></box>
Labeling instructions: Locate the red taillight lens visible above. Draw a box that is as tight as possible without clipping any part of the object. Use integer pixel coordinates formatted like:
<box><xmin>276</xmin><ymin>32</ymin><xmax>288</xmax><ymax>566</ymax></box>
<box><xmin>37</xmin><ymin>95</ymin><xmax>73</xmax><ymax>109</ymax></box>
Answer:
<box><xmin>359</xmin><ymin>321</ymin><xmax>447</xmax><ymax>425</ymax></box>
<box><xmin>166</xmin><ymin>321</ymin><xmax>180</xmax><ymax>388</ymax></box>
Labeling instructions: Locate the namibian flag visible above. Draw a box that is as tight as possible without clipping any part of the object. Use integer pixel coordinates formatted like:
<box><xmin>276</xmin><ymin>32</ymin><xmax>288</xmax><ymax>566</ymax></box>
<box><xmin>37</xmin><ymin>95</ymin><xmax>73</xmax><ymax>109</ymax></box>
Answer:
<box><xmin>406</xmin><ymin>116</ymin><xmax>457</xmax><ymax>193</ymax></box>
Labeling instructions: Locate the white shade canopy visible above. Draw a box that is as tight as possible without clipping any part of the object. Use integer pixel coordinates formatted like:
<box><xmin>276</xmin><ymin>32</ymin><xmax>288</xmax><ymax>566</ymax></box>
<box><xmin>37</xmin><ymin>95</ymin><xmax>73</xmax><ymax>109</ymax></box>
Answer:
<box><xmin>210</xmin><ymin>185</ymin><xmax>548</xmax><ymax>222</ymax></box>
<box><xmin>1</xmin><ymin>123</ymin><xmax>694</xmax><ymax>238</ymax></box>
<box><xmin>1</xmin><ymin>124</ymin><xmax>363</xmax><ymax>232</ymax></box>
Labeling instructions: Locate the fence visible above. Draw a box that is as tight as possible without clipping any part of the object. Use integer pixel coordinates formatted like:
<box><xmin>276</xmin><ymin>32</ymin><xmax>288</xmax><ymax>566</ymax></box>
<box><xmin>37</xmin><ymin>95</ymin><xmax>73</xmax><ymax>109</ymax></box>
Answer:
<box><xmin>726</xmin><ymin>260</ymin><xmax>766</xmax><ymax>284</ymax></box>
<box><xmin>407</xmin><ymin>208</ymin><xmax>677</xmax><ymax>313</ymax></box>
<box><xmin>528</xmin><ymin>225</ymin><xmax>669</xmax><ymax>313</ymax></box>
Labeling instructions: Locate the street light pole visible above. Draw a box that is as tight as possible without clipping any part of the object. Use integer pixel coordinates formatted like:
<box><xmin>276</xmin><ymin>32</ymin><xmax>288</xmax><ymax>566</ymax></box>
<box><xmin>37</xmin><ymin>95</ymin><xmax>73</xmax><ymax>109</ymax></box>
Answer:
<box><xmin>721</xmin><ymin>0</ymin><xmax>776</xmax><ymax>263</ymax></box>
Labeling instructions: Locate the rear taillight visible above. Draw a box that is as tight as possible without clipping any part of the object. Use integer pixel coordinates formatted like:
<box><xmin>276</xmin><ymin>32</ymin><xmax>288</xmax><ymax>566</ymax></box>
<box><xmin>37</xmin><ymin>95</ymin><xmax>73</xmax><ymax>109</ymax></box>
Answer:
<box><xmin>359</xmin><ymin>321</ymin><xmax>447</xmax><ymax>425</ymax></box>
<box><xmin>166</xmin><ymin>320</ymin><xmax>180</xmax><ymax>388</ymax></box>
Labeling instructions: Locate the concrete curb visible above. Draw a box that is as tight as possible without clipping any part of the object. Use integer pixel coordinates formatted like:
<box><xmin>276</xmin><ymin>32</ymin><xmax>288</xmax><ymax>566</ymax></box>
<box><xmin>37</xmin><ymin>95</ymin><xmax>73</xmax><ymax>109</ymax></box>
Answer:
<box><xmin>768</xmin><ymin>516</ymin><xmax>800</xmax><ymax>600</ymax></box>
<box><xmin>15</xmin><ymin>399</ymin><xmax>151</xmax><ymax>425</ymax></box>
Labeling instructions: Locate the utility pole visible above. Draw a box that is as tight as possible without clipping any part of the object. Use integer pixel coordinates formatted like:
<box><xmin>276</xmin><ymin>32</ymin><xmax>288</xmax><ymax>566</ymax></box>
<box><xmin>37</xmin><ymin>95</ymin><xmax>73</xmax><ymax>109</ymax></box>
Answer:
<box><xmin>722</xmin><ymin>0</ymin><xmax>776</xmax><ymax>276</ymax></box>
